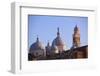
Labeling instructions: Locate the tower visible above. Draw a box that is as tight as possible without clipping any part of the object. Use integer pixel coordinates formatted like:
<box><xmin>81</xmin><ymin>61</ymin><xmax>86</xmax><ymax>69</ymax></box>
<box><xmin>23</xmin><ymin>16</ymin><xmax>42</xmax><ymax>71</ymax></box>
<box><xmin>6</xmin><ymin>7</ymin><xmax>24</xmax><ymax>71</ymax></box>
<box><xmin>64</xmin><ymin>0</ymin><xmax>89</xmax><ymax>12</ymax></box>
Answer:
<box><xmin>73</xmin><ymin>25</ymin><xmax>80</xmax><ymax>47</ymax></box>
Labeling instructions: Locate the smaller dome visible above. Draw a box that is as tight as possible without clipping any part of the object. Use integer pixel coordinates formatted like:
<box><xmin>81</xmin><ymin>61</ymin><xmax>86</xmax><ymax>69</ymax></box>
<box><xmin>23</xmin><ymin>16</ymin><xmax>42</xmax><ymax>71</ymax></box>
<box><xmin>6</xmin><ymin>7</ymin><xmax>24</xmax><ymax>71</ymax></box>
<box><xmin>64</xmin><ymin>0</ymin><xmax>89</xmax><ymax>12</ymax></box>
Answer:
<box><xmin>46</xmin><ymin>42</ymin><xmax>51</xmax><ymax>51</ymax></box>
<box><xmin>29</xmin><ymin>37</ymin><xmax>45</xmax><ymax>52</ymax></box>
<box><xmin>47</xmin><ymin>42</ymin><xmax>50</xmax><ymax>47</ymax></box>
<box><xmin>63</xmin><ymin>45</ymin><xmax>68</xmax><ymax>50</ymax></box>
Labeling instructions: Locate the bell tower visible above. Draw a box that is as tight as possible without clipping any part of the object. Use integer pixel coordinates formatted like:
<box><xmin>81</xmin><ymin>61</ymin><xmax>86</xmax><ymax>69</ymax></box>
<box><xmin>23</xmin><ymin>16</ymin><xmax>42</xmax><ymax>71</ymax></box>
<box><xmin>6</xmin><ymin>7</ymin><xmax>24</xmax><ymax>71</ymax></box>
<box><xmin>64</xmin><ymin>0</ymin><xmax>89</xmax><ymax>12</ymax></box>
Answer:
<box><xmin>73</xmin><ymin>25</ymin><xmax>80</xmax><ymax>47</ymax></box>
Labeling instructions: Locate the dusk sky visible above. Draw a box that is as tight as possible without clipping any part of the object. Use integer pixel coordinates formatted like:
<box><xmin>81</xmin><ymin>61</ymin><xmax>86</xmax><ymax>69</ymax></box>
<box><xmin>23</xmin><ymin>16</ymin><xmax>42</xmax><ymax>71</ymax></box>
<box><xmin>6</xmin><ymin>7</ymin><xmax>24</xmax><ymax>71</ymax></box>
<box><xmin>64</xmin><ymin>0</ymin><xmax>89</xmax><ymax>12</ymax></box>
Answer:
<box><xmin>28</xmin><ymin>15</ymin><xmax>88</xmax><ymax>49</ymax></box>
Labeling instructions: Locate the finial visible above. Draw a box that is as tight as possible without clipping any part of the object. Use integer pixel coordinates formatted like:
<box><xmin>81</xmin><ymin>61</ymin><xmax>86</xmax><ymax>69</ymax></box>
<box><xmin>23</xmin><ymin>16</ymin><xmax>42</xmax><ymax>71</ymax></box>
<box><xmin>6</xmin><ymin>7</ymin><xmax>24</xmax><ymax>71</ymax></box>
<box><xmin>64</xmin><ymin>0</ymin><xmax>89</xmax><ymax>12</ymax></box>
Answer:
<box><xmin>57</xmin><ymin>27</ymin><xmax>59</xmax><ymax>32</ymax></box>
<box><xmin>36</xmin><ymin>35</ymin><xmax>39</xmax><ymax>42</ymax></box>
<box><xmin>57</xmin><ymin>27</ymin><xmax>60</xmax><ymax>36</ymax></box>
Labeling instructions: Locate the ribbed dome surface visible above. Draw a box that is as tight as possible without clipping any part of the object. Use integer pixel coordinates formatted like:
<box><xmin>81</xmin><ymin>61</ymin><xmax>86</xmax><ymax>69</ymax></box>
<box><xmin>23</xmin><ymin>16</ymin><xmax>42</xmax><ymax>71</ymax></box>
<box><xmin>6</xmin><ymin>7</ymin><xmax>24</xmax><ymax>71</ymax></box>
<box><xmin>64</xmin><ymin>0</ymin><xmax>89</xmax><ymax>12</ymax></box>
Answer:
<box><xmin>29</xmin><ymin>37</ymin><xmax>44</xmax><ymax>51</ymax></box>
<box><xmin>52</xmin><ymin>36</ymin><xmax>64</xmax><ymax>46</ymax></box>
<box><xmin>52</xmin><ymin>27</ymin><xmax>64</xmax><ymax>46</ymax></box>
<box><xmin>51</xmin><ymin>45</ymin><xmax>58</xmax><ymax>51</ymax></box>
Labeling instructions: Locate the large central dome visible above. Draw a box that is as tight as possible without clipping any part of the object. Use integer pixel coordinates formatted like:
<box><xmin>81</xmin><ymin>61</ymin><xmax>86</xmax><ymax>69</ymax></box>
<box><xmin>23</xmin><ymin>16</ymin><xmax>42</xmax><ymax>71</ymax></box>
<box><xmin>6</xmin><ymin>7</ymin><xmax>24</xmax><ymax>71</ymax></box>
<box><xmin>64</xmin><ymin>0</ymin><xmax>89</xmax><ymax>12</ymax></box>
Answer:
<box><xmin>51</xmin><ymin>27</ymin><xmax>65</xmax><ymax>52</ymax></box>
<box><xmin>52</xmin><ymin>36</ymin><xmax>64</xmax><ymax>46</ymax></box>
<box><xmin>52</xmin><ymin>27</ymin><xmax>64</xmax><ymax>46</ymax></box>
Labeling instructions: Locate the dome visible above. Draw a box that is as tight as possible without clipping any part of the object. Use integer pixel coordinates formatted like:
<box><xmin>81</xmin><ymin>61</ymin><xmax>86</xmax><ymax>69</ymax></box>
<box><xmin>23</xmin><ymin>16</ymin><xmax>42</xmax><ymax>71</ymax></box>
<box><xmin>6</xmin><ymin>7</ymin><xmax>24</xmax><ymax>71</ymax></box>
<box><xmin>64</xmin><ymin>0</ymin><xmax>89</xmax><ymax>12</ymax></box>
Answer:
<box><xmin>51</xmin><ymin>45</ymin><xmax>59</xmax><ymax>53</ymax></box>
<box><xmin>52</xmin><ymin>27</ymin><xmax>64</xmax><ymax>46</ymax></box>
<box><xmin>52</xmin><ymin>36</ymin><xmax>64</xmax><ymax>46</ymax></box>
<box><xmin>46</xmin><ymin>42</ymin><xmax>51</xmax><ymax>51</ymax></box>
<box><xmin>29</xmin><ymin>37</ymin><xmax>45</xmax><ymax>52</ymax></box>
<box><xmin>51</xmin><ymin>45</ymin><xmax>58</xmax><ymax>51</ymax></box>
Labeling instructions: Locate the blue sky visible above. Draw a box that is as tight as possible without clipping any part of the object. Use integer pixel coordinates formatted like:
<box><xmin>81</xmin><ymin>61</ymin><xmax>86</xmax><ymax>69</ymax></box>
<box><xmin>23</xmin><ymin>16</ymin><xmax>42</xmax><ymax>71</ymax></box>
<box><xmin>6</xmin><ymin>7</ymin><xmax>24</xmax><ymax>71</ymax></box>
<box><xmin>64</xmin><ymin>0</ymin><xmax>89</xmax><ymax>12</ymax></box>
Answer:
<box><xmin>28</xmin><ymin>15</ymin><xmax>88</xmax><ymax>49</ymax></box>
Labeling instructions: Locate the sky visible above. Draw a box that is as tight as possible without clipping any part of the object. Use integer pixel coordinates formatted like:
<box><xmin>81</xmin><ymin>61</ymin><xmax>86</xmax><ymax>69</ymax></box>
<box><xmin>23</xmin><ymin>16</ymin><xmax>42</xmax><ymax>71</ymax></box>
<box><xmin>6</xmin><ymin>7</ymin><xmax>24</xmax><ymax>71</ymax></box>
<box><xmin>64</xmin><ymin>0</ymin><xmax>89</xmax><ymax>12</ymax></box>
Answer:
<box><xmin>28</xmin><ymin>15</ymin><xmax>88</xmax><ymax>49</ymax></box>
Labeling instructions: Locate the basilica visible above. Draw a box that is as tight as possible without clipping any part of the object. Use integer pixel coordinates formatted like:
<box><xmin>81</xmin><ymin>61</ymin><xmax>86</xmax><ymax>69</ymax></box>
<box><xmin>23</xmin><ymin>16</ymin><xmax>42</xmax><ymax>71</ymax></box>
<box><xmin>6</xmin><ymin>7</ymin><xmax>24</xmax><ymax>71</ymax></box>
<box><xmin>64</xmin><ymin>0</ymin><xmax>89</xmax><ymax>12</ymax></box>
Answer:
<box><xmin>28</xmin><ymin>25</ymin><xmax>88</xmax><ymax>61</ymax></box>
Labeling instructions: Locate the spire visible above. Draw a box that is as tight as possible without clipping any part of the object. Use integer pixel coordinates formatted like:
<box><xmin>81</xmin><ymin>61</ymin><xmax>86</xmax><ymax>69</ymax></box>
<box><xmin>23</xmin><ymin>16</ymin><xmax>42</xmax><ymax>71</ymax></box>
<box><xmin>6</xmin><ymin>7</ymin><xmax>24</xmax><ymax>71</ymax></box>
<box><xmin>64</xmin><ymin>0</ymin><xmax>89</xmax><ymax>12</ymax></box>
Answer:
<box><xmin>74</xmin><ymin>24</ymin><xmax>79</xmax><ymax>31</ymax></box>
<box><xmin>74</xmin><ymin>25</ymin><xmax>80</xmax><ymax>34</ymax></box>
<box><xmin>57</xmin><ymin>27</ymin><xmax>60</xmax><ymax>36</ymax></box>
<box><xmin>46</xmin><ymin>41</ymin><xmax>51</xmax><ymax>51</ymax></box>
<box><xmin>47</xmin><ymin>41</ymin><xmax>50</xmax><ymax>46</ymax></box>
<box><xmin>73</xmin><ymin>25</ymin><xmax>80</xmax><ymax>47</ymax></box>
